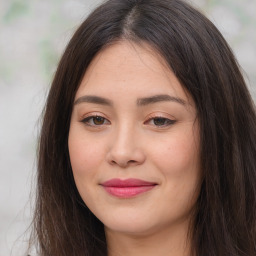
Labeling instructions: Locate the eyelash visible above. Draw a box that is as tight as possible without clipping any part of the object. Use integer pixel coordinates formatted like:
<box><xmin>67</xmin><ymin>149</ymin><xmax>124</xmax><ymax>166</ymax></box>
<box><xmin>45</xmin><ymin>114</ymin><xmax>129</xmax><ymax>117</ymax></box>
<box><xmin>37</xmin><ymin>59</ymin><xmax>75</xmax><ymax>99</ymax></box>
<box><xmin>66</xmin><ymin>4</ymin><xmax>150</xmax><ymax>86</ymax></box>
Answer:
<box><xmin>81</xmin><ymin>115</ymin><xmax>110</xmax><ymax>126</ymax></box>
<box><xmin>145</xmin><ymin>116</ymin><xmax>176</xmax><ymax>127</ymax></box>
<box><xmin>80</xmin><ymin>115</ymin><xmax>176</xmax><ymax>128</ymax></box>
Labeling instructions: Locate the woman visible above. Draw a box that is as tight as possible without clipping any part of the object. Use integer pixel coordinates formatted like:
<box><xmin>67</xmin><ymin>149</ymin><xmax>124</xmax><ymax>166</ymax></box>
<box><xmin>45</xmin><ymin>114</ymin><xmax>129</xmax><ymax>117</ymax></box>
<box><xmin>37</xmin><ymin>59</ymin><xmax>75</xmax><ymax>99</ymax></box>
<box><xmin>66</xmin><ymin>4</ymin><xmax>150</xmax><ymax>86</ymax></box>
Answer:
<box><xmin>29</xmin><ymin>0</ymin><xmax>256</xmax><ymax>255</ymax></box>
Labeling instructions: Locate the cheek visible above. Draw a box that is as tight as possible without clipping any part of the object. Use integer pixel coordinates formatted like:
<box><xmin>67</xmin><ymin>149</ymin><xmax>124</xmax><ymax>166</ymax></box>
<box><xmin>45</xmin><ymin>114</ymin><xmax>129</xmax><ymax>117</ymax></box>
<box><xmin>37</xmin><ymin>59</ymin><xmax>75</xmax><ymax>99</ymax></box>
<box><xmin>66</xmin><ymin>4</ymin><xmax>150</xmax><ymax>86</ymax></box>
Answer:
<box><xmin>68</xmin><ymin>129</ymin><xmax>103</xmax><ymax>172</ymax></box>
<box><xmin>68</xmin><ymin>129</ymin><xmax>104</xmax><ymax>204</ymax></box>
<box><xmin>153</xmin><ymin>133</ymin><xmax>199</xmax><ymax>174</ymax></box>
<box><xmin>150</xmin><ymin>125</ymin><xmax>201</xmax><ymax>204</ymax></box>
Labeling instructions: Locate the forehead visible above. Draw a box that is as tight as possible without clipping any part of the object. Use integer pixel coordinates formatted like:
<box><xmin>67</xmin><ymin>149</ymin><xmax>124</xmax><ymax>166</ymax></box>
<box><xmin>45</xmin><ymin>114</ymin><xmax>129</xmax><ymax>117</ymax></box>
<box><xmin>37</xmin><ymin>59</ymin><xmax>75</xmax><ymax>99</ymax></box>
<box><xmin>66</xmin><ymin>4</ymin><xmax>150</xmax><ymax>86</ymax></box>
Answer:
<box><xmin>76</xmin><ymin>40</ymin><xmax>193</xmax><ymax>106</ymax></box>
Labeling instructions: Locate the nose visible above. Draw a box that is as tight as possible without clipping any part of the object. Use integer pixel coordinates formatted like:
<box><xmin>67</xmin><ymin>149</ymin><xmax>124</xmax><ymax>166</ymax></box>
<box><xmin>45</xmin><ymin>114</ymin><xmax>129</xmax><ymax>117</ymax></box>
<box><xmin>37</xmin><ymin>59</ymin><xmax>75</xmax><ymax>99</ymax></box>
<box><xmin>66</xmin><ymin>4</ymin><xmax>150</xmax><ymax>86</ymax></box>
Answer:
<box><xmin>106</xmin><ymin>126</ymin><xmax>146</xmax><ymax>168</ymax></box>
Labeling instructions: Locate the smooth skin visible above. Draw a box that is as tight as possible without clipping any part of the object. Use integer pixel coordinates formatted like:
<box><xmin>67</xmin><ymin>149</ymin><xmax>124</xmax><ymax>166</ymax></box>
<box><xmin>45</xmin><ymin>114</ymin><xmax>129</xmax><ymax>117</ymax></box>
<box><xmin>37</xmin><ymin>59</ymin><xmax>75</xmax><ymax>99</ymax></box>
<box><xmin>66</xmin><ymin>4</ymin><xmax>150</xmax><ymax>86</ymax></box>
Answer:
<box><xmin>68</xmin><ymin>41</ymin><xmax>201</xmax><ymax>256</ymax></box>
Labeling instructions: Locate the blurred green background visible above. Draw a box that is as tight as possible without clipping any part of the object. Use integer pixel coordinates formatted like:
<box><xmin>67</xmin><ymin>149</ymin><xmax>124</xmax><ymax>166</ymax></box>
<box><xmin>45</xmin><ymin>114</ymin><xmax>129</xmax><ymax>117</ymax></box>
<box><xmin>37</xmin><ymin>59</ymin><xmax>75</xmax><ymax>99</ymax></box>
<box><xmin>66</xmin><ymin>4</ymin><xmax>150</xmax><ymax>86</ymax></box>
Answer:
<box><xmin>0</xmin><ymin>0</ymin><xmax>255</xmax><ymax>255</ymax></box>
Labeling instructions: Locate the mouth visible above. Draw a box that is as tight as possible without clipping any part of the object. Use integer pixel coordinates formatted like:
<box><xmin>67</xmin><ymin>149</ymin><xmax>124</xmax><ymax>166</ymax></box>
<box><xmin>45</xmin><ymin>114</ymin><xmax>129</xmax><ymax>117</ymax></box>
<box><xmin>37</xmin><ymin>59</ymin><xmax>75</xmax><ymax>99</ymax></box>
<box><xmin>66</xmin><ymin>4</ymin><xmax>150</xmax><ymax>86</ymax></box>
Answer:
<box><xmin>100</xmin><ymin>178</ymin><xmax>157</xmax><ymax>198</ymax></box>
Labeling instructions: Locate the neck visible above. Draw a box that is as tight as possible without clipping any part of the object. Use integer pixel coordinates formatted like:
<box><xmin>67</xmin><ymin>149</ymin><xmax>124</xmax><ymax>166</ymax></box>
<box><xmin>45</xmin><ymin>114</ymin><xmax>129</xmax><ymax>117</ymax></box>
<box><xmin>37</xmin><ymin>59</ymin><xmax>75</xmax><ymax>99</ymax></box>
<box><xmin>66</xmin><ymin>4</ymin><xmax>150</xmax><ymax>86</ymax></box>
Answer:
<box><xmin>105</xmin><ymin>220</ymin><xmax>192</xmax><ymax>256</ymax></box>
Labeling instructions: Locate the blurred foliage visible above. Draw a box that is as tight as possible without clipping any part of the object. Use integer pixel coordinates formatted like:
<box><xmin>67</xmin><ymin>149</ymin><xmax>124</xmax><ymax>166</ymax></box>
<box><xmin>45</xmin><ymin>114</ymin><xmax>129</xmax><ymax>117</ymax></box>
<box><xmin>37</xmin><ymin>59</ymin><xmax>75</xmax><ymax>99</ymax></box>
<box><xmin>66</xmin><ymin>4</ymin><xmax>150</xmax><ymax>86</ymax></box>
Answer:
<box><xmin>0</xmin><ymin>0</ymin><xmax>255</xmax><ymax>89</ymax></box>
<box><xmin>39</xmin><ymin>39</ymin><xmax>59</xmax><ymax>81</ymax></box>
<box><xmin>3</xmin><ymin>0</ymin><xmax>30</xmax><ymax>23</ymax></box>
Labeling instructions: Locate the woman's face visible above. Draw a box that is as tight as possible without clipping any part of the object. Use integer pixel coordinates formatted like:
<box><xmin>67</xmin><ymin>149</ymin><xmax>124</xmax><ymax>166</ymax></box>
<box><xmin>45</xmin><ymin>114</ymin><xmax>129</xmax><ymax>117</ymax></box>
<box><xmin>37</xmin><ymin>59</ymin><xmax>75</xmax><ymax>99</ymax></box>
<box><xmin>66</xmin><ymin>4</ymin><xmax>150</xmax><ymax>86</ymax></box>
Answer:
<box><xmin>68</xmin><ymin>41</ymin><xmax>201</xmax><ymax>236</ymax></box>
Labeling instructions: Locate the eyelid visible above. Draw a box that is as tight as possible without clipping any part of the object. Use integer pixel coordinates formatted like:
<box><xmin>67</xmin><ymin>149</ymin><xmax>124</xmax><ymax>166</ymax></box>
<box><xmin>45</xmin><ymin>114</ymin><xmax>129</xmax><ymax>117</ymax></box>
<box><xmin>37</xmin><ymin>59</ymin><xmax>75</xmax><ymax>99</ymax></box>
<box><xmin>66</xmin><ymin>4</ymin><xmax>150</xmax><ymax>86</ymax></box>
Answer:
<box><xmin>80</xmin><ymin>111</ymin><xmax>109</xmax><ymax>120</ymax></box>
<box><xmin>80</xmin><ymin>112</ymin><xmax>111</xmax><ymax>126</ymax></box>
<box><xmin>144</xmin><ymin>113</ymin><xmax>177</xmax><ymax>127</ymax></box>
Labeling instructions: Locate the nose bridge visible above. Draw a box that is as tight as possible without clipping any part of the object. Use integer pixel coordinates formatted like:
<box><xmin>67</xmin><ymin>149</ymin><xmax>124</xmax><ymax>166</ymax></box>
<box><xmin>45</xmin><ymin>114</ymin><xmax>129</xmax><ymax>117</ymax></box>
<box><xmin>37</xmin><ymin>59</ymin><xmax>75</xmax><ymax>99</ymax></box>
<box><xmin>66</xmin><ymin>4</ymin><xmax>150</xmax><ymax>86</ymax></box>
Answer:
<box><xmin>116</xmin><ymin>121</ymin><xmax>134</xmax><ymax>147</ymax></box>
<box><xmin>106</xmin><ymin>120</ymin><xmax>145</xmax><ymax>167</ymax></box>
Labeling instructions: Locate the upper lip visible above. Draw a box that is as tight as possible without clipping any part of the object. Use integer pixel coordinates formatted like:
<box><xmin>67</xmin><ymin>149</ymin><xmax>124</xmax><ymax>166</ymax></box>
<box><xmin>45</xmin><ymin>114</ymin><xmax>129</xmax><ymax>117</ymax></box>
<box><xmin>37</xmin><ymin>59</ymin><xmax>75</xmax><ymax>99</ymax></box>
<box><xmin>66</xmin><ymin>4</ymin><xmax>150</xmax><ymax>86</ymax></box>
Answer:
<box><xmin>101</xmin><ymin>178</ymin><xmax>157</xmax><ymax>187</ymax></box>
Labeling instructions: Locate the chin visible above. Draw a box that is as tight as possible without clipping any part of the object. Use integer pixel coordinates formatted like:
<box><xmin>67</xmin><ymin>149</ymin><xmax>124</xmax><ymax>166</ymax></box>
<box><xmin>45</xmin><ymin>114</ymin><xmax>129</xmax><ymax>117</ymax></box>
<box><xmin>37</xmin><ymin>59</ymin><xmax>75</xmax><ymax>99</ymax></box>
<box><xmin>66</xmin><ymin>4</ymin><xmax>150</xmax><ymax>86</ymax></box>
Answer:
<box><xmin>100</xmin><ymin>206</ymin><xmax>193</xmax><ymax>238</ymax></box>
<box><xmin>104</xmin><ymin>221</ymin><xmax>156</xmax><ymax>236</ymax></box>
<box><xmin>101</xmin><ymin>212</ymin><xmax>166</xmax><ymax>237</ymax></box>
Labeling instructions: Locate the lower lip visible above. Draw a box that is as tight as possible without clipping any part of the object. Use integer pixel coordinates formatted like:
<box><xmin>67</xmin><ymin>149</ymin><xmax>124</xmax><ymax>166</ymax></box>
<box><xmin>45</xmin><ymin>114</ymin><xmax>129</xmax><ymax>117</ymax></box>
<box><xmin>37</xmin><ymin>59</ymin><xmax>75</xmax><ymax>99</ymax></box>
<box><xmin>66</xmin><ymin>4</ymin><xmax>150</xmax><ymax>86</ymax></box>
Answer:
<box><xmin>102</xmin><ymin>185</ymin><xmax>156</xmax><ymax>198</ymax></box>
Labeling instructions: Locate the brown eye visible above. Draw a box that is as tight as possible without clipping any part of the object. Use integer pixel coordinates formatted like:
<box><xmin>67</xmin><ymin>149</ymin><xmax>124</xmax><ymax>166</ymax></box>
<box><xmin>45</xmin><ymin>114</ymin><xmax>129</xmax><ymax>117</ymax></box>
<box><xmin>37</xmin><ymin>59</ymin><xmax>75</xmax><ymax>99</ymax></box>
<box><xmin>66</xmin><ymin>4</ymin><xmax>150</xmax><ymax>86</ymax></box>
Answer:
<box><xmin>153</xmin><ymin>117</ymin><xmax>167</xmax><ymax>126</ymax></box>
<box><xmin>93</xmin><ymin>116</ymin><xmax>105</xmax><ymax>125</ymax></box>
<box><xmin>81</xmin><ymin>115</ymin><xmax>110</xmax><ymax>126</ymax></box>
<box><xmin>145</xmin><ymin>117</ymin><xmax>176</xmax><ymax>127</ymax></box>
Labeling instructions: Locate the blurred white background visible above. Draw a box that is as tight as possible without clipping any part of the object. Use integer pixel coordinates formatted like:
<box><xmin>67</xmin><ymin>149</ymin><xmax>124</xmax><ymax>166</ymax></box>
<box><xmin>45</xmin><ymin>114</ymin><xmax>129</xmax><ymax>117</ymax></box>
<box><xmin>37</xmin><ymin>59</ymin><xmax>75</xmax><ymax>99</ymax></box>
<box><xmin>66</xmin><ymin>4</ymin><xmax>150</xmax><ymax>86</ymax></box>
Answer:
<box><xmin>0</xmin><ymin>0</ymin><xmax>255</xmax><ymax>255</ymax></box>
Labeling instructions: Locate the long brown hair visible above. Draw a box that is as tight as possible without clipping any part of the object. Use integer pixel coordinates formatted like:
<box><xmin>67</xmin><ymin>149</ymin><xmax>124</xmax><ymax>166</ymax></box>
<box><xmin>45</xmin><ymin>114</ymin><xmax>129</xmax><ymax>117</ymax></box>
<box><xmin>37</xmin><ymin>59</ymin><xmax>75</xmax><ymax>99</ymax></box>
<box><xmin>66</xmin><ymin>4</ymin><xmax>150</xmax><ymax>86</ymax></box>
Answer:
<box><xmin>30</xmin><ymin>0</ymin><xmax>256</xmax><ymax>255</ymax></box>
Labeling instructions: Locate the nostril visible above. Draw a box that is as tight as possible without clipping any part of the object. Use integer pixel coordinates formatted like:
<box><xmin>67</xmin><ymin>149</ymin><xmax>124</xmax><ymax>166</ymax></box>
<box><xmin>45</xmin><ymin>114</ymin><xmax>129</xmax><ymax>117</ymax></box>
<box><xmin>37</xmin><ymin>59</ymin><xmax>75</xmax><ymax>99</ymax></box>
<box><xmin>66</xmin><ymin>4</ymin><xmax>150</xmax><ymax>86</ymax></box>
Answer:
<box><xmin>111</xmin><ymin>160</ymin><xmax>117</xmax><ymax>165</ymax></box>
<box><xmin>110</xmin><ymin>159</ymin><xmax>137</xmax><ymax>167</ymax></box>
<box><xmin>106</xmin><ymin>148</ymin><xmax>146</xmax><ymax>167</ymax></box>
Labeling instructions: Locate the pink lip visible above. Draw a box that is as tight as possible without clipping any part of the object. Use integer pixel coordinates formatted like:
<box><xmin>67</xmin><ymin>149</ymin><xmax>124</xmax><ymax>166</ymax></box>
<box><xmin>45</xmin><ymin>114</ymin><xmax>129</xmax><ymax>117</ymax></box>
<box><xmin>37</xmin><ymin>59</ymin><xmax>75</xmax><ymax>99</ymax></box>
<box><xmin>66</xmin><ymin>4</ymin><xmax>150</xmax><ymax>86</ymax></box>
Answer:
<box><xmin>101</xmin><ymin>178</ymin><xmax>157</xmax><ymax>198</ymax></box>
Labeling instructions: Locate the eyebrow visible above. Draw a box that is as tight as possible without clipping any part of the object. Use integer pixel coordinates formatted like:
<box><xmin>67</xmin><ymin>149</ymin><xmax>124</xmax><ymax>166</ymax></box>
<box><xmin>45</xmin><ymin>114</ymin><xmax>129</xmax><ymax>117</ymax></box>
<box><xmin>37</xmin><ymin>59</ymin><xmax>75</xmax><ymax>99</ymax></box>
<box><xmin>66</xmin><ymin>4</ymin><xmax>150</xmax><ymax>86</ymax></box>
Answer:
<box><xmin>137</xmin><ymin>94</ymin><xmax>186</xmax><ymax>106</ymax></box>
<box><xmin>74</xmin><ymin>94</ymin><xmax>186</xmax><ymax>106</ymax></box>
<box><xmin>74</xmin><ymin>95</ymin><xmax>113</xmax><ymax>106</ymax></box>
